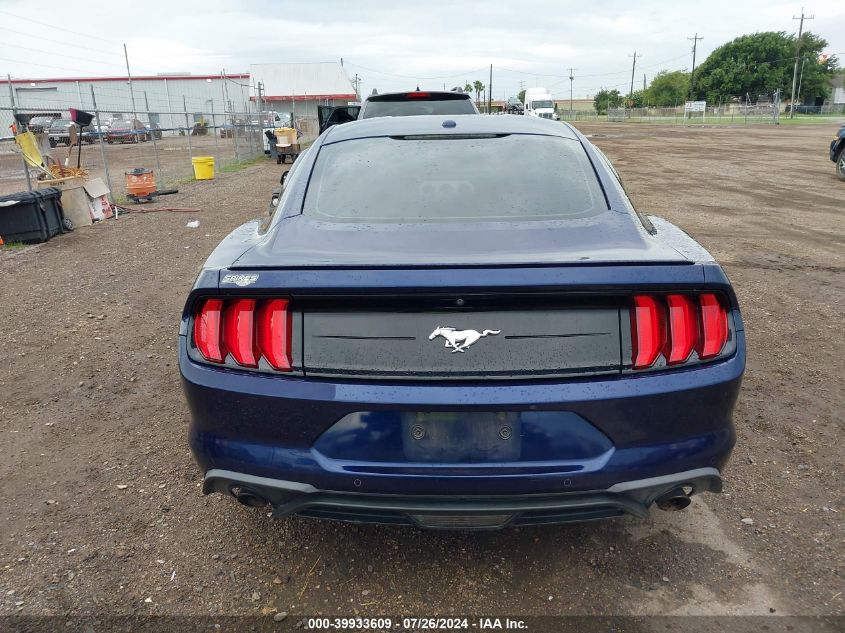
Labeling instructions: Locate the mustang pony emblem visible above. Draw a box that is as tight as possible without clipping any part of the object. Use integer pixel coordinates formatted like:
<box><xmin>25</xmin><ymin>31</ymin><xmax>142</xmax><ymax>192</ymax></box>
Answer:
<box><xmin>428</xmin><ymin>326</ymin><xmax>501</xmax><ymax>353</ymax></box>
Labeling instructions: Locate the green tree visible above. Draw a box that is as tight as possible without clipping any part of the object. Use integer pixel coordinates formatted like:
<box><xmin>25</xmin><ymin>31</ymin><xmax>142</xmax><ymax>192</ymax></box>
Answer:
<box><xmin>593</xmin><ymin>88</ymin><xmax>623</xmax><ymax>114</ymax></box>
<box><xmin>692</xmin><ymin>31</ymin><xmax>838</xmax><ymax>103</ymax></box>
<box><xmin>464</xmin><ymin>82</ymin><xmax>473</xmax><ymax>94</ymax></box>
<box><xmin>627</xmin><ymin>89</ymin><xmax>646</xmax><ymax>108</ymax></box>
<box><xmin>517</xmin><ymin>89</ymin><xmax>525</xmax><ymax>104</ymax></box>
<box><xmin>472</xmin><ymin>80</ymin><xmax>485</xmax><ymax>106</ymax></box>
<box><xmin>645</xmin><ymin>70</ymin><xmax>691</xmax><ymax>106</ymax></box>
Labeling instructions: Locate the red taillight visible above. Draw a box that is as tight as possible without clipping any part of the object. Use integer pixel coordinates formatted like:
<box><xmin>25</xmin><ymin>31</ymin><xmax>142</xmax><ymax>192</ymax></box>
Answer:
<box><xmin>665</xmin><ymin>294</ymin><xmax>699</xmax><ymax>365</ymax></box>
<box><xmin>406</xmin><ymin>91</ymin><xmax>431</xmax><ymax>99</ymax></box>
<box><xmin>223</xmin><ymin>299</ymin><xmax>259</xmax><ymax>367</ymax></box>
<box><xmin>698</xmin><ymin>293</ymin><xmax>728</xmax><ymax>359</ymax></box>
<box><xmin>632</xmin><ymin>293</ymin><xmax>730</xmax><ymax>369</ymax></box>
<box><xmin>194</xmin><ymin>297</ymin><xmax>292</xmax><ymax>371</ymax></box>
<box><xmin>631</xmin><ymin>295</ymin><xmax>665</xmax><ymax>369</ymax></box>
<box><xmin>257</xmin><ymin>299</ymin><xmax>292</xmax><ymax>371</ymax></box>
<box><xmin>194</xmin><ymin>298</ymin><xmax>226</xmax><ymax>363</ymax></box>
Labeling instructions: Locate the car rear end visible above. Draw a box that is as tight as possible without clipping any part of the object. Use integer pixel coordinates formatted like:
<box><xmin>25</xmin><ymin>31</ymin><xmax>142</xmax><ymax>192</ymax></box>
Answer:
<box><xmin>831</xmin><ymin>123</ymin><xmax>845</xmax><ymax>180</ymax></box>
<box><xmin>180</xmin><ymin>118</ymin><xmax>744</xmax><ymax>529</ymax></box>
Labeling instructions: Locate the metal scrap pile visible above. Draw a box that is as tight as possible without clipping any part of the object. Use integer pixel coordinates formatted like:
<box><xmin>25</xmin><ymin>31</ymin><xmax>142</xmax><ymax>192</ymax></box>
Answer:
<box><xmin>46</xmin><ymin>165</ymin><xmax>89</xmax><ymax>180</ymax></box>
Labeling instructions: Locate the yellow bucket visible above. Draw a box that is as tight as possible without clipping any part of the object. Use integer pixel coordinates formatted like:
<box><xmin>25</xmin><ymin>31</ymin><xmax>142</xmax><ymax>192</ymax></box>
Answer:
<box><xmin>191</xmin><ymin>156</ymin><xmax>215</xmax><ymax>180</ymax></box>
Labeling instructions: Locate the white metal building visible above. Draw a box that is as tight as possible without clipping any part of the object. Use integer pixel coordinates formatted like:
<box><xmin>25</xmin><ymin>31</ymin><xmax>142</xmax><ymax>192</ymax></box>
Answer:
<box><xmin>249</xmin><ymin>62</ymin><xmax>359</xmax><ymax>118</ymax></box>
<box><xmin>1</xmin><ymin>72</ymin><xmax>251</xmax><ymax>133</ymax></box>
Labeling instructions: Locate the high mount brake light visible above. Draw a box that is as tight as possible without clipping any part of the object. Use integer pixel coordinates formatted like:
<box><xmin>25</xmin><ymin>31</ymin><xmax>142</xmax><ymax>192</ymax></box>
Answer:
<box><xmin>406</xmin><ymin>92</ymin><xmax>431</xmax><ymax>99</ymax></box>
<box><xmin>631</xmin><ymin>293</ymin><xmax>730</xmax><ymax>369</ymax></box>
<box><xmin>193</xmin><ymin>297</ymin><xmax>292</xmax><ymax>371</ymax></box>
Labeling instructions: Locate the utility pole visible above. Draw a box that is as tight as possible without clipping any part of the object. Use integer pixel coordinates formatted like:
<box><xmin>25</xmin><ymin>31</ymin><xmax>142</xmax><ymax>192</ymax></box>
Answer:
<box><xmin>790</xmin><ymin>8</ymin><xmax>814</xmax><ymax>118</ymax></box>
<box><xmin>688</xmin><ymin>33</ymin><xmax>704</xmax><ymax>99</ymax></box>
<box><xmin>643</xmin><ymin>73</ymin><xmax>646</xmax><ymax>91</ymax></box>
<box><xmin>795</xmin><ymin>57</ymin><xmax>807</xmax><ymax>110</ymax></box>
<box><xmin>123</xmin><ymin>43</ymin><xmax>137</xmax><ymax>121</ymax></box>
<box><xmin>628</xmin><ymin>52</ymin><xmax>638</xmax><ymax>100</ymax></box>
<box><xmin>488</xmin><ymin>64</ymin><xmax>492</xmax><ymax>114</ymax></box>
<box><xmin>568</xmin><ymin>67</ymin><xmax>576</xmax><ymax>118</ymax></box>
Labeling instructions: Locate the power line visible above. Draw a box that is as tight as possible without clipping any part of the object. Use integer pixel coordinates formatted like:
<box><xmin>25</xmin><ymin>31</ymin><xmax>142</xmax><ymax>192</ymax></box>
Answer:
<box><xmin>0</xmin><ymin>26</ymin><xmax>124</xmax><ymax>59</ymax></box>
<box><xmin>0</xmin><ymin>9</ymin><xmax>120</xmax><ymax>45</ymax></box>
<box><xmin>0</xmin><ymin>41</ymin><xmax>125</xmax><ymax>68</ymax></box>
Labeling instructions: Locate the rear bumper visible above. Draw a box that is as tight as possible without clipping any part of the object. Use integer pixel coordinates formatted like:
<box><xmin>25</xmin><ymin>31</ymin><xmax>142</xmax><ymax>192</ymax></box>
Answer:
<box><xmin>204</xmin><ymin>467</ymin><xmax>722</xmax><ymax>529</ymax></box>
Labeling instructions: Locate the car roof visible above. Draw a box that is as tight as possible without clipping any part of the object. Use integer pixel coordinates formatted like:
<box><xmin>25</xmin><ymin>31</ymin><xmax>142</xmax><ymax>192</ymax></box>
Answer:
<box><xmin>323</xmin><ymin>114</ymin><xmax>579</xmax><ymax>143</ymax></box>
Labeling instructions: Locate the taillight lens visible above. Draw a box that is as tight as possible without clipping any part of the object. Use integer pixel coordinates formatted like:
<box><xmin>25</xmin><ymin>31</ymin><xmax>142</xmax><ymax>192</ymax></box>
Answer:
<box><xmin>631</xmin><ymin>293</ymin><xmax>730</xmax><ymax>370</ymax></box>
<box><xmin>223</xmin><ymin>299</ymin><xmax>259</xmax><ymax>367</ymax></box>
<box><xmin>257</xmin><ymin>299</ymin><xmax>292</xmax><ymax>371</ymax></box>
<box><xmin>698</xmin><ymin>293</ymin><xmax>728</xmax><ymax>359</ymax></box>
<box><xmin>665</xmin><ymin>294</ymin><xmax>698</xmax><ymax>365</ymax></box>
<box><xmin>194</xmin><ymin>298</ymin><xmax>226</xmax><ymax>363</ymax></box>
<box><xmin>193</xmin><ymin>297</ymin><xmax>292</xmax><ymax>371</ymax></box>
<box><xmin>631</xmin><ymin>295</ymin><xmax>665</xmax><ymax>369</ymax></box>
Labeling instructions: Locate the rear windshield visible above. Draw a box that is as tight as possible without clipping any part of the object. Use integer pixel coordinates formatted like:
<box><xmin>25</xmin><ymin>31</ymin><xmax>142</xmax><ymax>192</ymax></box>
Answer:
<box><xmin>361</xmin><ymin>98</ymin><xmax>476</xmax><ymax>118</ymax></box>
<box><xmin>303</xmin><ymin>134</ymin><xmax>607</xmax><ymax>223</ymax></box>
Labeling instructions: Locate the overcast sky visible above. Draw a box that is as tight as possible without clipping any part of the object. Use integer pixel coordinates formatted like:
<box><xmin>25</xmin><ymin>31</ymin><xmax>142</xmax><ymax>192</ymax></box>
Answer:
<box><xmin>1</xmin><ymin>0</ymin><xmax>843</xmax><ymax>100</ymax></box>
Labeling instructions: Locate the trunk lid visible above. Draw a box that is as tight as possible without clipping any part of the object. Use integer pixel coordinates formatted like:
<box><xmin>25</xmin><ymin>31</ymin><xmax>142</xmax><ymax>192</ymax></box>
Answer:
<box><xmin>231</xmin><ymin>214</ymin><xmax>690</xmax><ymax>269</ymax></box>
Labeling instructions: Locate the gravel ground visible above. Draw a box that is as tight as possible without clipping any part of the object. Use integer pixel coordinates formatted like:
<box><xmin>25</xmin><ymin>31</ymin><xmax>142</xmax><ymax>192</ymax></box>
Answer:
<box><xmin>0</xmin><ymin>123</ymin><xmax>842</xmax><ymax>630</ymax></box>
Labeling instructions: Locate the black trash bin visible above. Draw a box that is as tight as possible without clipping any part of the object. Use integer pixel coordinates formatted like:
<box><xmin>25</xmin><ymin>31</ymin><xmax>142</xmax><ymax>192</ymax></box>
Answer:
<box><xmin>34</xmin><ymin>188</ymin><xmax>66</xmax><ymax>237</ymax></box>
<box><xmin>0</xmin><ymin>188</ymin><xmax>64</xmax><ymax>244</ymax></box>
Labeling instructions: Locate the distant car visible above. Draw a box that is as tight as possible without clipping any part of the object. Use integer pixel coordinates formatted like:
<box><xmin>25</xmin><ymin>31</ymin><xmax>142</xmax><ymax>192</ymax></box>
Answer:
<box><xmin>105</xmin><ymin>119</ymin><xmax>148</xmax><ymax>144</ymax></box>
<box><xmin>831</xmin><ymin>123</ymin><xmax>845</xmax><ymax>181</ymax></box>
<box><xmin>47</xmin><ymin>119</ymin><xmax>94</xmax><ymax>147</ymax></box>
<box><xmin>26</xmin><ymin>115</ymin><xmax>56</xmax><ymax>133</ymax></box>
<box><xmin>181</xmin><ymin>115</ymin><xmax>745</xmax><ymax>530</ymax></box>
<box><xmin>318</xmin><ymin>90</ymin><xmax>479</xmax><ymax>133</ymax></box>
<box><xmin>506</xmin><ymin>97</ymin><xmax>524</xmax><ymax>114</ymax></box>
<box><xmin>145</xmin><ymin>122</ymin><xmax>163</xmax><ymax>140</ymax></box>
<box><xmin>88</xmin><ymin>122</ymin><xmax>110</xmax><ymax>139</ymax></box>
<box><xmin>220</xmin><ymin>118</ymin><xmax>247</xmax><ymax>138</ymax></box>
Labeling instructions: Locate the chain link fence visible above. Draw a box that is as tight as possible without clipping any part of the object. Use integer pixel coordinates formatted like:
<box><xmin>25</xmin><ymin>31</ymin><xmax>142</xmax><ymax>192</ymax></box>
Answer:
<box><xmin>0</xmin><ymin>83</ymin><xmax>319</xmax><ymax>198</ymax></box>
<box><xmin>557</xmin><ymin>96</ymin><xmax>845</xmax><ymax>124</ymax></box>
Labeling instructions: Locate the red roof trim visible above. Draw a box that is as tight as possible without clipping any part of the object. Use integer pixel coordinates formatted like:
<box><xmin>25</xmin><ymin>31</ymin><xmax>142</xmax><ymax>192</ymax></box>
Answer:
<box><xmin>256</xmin><ymin>94</ymin><xmax>358</xmax><ymax>102</ymax></box>
<box><xmin>8</xmin><ymin>74</ymin><xmax>249</xmax><ymax>84</ymax></box>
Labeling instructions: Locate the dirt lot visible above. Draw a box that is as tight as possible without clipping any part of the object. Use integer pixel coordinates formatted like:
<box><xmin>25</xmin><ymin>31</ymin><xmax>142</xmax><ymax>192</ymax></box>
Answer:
<box><xmin>0</xmin><ymin>123</ymin><xmax>842</xmax><ymax>629</ymax></box>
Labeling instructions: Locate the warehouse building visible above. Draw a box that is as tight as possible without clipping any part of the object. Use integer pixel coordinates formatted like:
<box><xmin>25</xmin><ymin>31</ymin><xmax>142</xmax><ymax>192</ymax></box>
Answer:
<box><xmin>1</xmin><ymin>62</ymin><xmax>359</xmax><ymax>135</ymax></box>
<box><xmin>0</xmin><ymin>73</ymin><xmax>252</xmax><ymax>133</ymax></box>
<box><xmin>248</xmin><ymin>61</ymin><xmax>359</xmax><ymax>119</ymax></box>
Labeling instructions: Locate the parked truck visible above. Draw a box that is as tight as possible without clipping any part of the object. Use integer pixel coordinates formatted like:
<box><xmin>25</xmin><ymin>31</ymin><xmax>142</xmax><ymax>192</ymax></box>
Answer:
<box><xmin>523</xmin><ymin>87</ymin><xmax>558</xmax><ymax>120</ymax></box>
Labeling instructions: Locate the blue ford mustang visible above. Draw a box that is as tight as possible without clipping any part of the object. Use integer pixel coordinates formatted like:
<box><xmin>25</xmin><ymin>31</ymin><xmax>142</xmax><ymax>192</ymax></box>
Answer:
<box><xmin>179</xmin><ymin>115</ymin><xmax>745</xmax><ymax>529</ymax></box>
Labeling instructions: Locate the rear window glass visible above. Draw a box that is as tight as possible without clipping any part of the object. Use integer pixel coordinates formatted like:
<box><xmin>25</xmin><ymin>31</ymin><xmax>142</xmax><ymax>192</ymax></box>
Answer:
<box><xmin>361</xmin><ymin>99</ymin><xmax>476</xmax><ymax>118</ymax></box>
<box><xmin>303</xmin><ymin>134</ymin><xmax>607</xmax><ymax>223</ymax></box>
